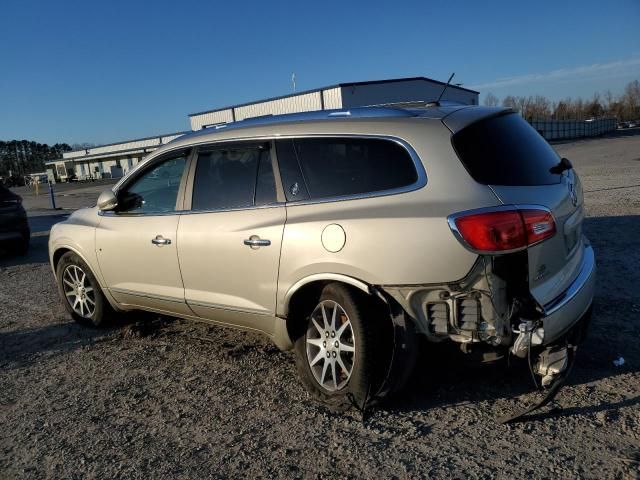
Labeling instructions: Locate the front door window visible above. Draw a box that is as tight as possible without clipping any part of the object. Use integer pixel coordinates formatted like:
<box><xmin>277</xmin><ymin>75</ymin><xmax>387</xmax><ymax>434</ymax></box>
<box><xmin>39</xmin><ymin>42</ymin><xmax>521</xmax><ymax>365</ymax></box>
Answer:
<box><xmin>117</xmin><ymin>153</ymin><xmax>188</xmax><ymax>214</ymax></box>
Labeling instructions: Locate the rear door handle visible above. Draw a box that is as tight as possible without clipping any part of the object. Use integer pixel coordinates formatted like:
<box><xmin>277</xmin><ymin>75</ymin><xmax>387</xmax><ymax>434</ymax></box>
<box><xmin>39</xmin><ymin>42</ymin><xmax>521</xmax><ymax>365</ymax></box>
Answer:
<box><xmin>244</xmin><ymin>236</ymin><xmax>271</xmax><ymax>248</ymax></box>
<box><xmin>151</xmin><ymin>235</ymin><xmax>172</xmax><ymax>246</ymax></box>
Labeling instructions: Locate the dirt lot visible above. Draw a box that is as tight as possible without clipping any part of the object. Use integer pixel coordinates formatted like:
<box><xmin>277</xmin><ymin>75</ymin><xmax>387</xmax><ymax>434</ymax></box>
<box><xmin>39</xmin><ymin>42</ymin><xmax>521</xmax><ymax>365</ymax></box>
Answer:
<box><xmin>1</xmin><ymin>133</ymin><xmax>639</xmax><ymax>479</ymax></box>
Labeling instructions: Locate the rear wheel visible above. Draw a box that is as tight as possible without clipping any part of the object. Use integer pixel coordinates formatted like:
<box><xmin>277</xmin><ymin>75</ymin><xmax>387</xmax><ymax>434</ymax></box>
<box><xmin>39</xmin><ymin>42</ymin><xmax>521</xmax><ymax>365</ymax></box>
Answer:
<box><xmin>293</xmin><ymin>283</ymin><xmax>392</xmax><ymax>410</ymax></box>
<box><xmin>56</xmin><ymin>251</ymin><xmax>114</xmax><ymax>327</ymax></box>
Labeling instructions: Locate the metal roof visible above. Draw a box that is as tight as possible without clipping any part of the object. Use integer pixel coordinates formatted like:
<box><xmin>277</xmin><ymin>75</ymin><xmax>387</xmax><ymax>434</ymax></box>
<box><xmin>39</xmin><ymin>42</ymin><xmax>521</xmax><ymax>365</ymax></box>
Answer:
<box><xmin>63</xmin><ymin>130</ymin><xmax>190</xmax><ymax>156</ymax></box>
<box><xmin>188</xmin><ymin>76</ymin><xmax>479</xmax><ymax>118</ymax></box>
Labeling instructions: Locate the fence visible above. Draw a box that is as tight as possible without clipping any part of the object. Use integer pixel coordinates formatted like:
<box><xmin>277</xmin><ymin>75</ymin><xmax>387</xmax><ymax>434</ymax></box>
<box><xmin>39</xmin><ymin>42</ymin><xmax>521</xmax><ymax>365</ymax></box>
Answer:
<box><xmin>529</xmin><ymin>118</ymin><xmax>616</xmax><ymax>141</ymax></box>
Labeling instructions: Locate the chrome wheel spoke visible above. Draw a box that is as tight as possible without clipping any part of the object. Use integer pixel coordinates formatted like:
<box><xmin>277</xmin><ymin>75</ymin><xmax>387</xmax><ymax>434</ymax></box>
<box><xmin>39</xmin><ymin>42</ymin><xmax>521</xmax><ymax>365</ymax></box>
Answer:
<box><xmin>311</xmin><ymin>317</ymin><xmax>324</xmax><ymax>336</ymax></box>
<box><xmin>336</xmin><ymin>353</ymin><xmax>348</xmax><ymax>373</ymax></box>
<box><xmin>306</xmin><ymin>337</ymin><xmax>324</xmax><ymax>348</ymax></box>
<box><xmin>330</xmin><ymin>361</ymin><xmax>338</xmax><ymax>390</ymax></box>
<box><xmin>339</xmin><ymin>343</ymin><xmax>355</xmax><ymax>353</ymax></box>
<box><xmin>336</xmin><ymin>320</ymin><xmax>350</xmax><ymax>338</ymax></box>
<box><xmin>320</xmin><ymin>360</ymin><xmax>329</xmax><ymax>386</ymax></box>
<box><xmin>330</xmin><ymin>303</ymin><xmax>337</xmax><ymax>331</ymax></box>
<box><xmin>310</xmin><ymin>350</ymin><xmax>324</xmax><ymax>367</ymax></box>
<box><xmin>320</xmin><ymin>304</ymin><xmax>329</xmax><ymax>330</ymax></box>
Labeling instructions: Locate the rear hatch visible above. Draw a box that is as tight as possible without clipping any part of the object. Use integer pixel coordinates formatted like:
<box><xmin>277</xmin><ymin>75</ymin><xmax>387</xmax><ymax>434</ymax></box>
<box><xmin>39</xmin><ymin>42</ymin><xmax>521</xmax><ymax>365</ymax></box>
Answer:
<box><xmin>447</xmin><ymin>110</ymin><xmax>585</xmax><ymax>308</ymax></box>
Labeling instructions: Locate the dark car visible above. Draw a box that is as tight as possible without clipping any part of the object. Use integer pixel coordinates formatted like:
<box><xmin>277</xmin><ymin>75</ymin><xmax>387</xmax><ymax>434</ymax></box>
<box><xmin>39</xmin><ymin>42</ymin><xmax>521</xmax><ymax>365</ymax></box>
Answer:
<box><xmin>0</xmin><ymin>185</ymin><xmax>30</xmax><ymax>255</ymax></box>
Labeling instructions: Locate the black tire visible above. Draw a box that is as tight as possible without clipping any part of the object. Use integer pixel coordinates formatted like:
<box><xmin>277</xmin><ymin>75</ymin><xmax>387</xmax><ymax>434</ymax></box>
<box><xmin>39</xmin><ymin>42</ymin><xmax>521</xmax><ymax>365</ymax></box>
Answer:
<box><xmin>293</xmin><ymin>283</ymin><xmax>393</xmax><ymax>410</ymax></box>
<box><xmin>56</xmin><ymin>251</ymin><xmax>114</xmax><ymax>327</ymax></box>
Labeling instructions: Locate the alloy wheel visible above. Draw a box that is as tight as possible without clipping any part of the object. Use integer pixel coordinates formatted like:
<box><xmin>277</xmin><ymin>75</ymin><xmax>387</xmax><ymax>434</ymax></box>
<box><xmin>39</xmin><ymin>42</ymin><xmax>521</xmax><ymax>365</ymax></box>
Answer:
<box><xmin>62</xmin><ymin>265</ymin><xmax>96</xmax><ymax>319</ymax></box>
<box><xmin>305</xmin><ymin>300</ymin><xmax>356</xmax><ymax>391</ymax></box>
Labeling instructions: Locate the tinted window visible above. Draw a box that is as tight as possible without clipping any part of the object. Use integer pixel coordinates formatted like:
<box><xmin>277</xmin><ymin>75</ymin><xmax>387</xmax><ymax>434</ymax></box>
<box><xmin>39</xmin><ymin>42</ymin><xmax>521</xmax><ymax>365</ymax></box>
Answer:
<box><xmin>452</xmin><ymin>113</ymin><xmax>562</xmax><ymax>186</ymax></box>
<box><xmin>192</xmin><ymin>145</ymin><xmax>274</xmax><ymax>211</ymax></box>
<box><xmin>118</xmin><ymin>154</ymin><xmax>187</xmax><ymax>214</ymax></box>
<box><xmin>278</xmin><ymin>137</ymin><xmax>418</xmax><ymax>200</ymax></box>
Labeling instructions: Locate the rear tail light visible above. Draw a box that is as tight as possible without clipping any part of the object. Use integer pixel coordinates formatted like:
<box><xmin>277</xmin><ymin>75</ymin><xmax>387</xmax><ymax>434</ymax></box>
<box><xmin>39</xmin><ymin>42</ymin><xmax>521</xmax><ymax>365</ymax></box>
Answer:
<box><xmin>448</xmin><ymin>206</ymin><xmax>556</xmax><ymax>253</ymax></box>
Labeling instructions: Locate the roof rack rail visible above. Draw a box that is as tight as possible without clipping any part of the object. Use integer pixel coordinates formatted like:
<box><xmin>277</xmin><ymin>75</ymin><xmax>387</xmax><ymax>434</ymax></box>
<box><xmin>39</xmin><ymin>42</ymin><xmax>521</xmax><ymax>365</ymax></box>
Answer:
<box><xmin>365</xmin><ymin>100</ymin><xmax>468</xmax><ymax>109</ymax></box>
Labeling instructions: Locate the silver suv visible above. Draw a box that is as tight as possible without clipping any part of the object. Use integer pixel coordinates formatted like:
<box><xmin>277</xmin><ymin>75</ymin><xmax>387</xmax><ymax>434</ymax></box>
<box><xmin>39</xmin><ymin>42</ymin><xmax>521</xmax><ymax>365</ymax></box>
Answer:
<box><xmin>49</xmin><ymin>106</ymin><xmax>595</xmax><ymax>409</ymax></box>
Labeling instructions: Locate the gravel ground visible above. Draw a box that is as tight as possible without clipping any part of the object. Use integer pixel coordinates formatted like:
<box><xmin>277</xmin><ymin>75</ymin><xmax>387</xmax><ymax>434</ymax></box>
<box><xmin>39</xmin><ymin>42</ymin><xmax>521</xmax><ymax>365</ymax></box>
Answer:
<box><xmin>1</xmin><ymin>133</ymin><xmax>639</xmax><ymax>479</ymax></box>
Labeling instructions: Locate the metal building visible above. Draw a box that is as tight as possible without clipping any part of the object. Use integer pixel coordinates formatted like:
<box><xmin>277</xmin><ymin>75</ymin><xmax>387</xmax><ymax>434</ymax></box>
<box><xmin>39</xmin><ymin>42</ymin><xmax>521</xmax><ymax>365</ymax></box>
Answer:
<box><xmin>46</xmin><ymin>76</ymin><xmax>478</xmax><ymax>183</ymax></box>
<box><xmin>46</xmin><ymin>131</ymin><xmax>188</xmax><ymax>182</ymax></box>
<box><xmin>189</xmin><ymin>77</ymin><xmax>479</xmax><ymax>130</ymax></box>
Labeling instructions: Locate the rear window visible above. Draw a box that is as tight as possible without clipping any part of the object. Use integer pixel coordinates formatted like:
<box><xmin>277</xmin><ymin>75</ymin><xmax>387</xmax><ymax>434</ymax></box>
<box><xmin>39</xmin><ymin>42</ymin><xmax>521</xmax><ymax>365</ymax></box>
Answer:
<box><xmin>452</xmin><ymin>113</ymin><xmax>561</xmax><ymax>186</ymax></box>
<box><xmin>276</xmin><ymin>137</ymin><xmax>418</xmax><ymax>201</ymax></box>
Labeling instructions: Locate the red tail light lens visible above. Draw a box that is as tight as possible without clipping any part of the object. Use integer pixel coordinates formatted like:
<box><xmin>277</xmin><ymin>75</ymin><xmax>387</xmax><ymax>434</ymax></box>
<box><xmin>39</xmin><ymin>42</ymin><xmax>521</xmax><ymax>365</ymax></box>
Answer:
<box><xmin>520</xmin><ymin>209</ymin><xmax>556</xmax><ymax>245</ymax></box>
<box><xmin>450</xmin><ymin>207</ymin><xmax>556</xmax><ymax>253</ymax></box>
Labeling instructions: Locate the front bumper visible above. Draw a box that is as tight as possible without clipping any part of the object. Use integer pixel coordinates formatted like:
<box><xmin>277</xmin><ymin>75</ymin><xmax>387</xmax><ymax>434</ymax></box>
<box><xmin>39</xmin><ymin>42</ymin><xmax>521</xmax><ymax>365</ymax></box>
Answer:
<box><xmin>540</xmin><ymin>242</ymin><xmax>596</xmax><ymax>345</ymax></box>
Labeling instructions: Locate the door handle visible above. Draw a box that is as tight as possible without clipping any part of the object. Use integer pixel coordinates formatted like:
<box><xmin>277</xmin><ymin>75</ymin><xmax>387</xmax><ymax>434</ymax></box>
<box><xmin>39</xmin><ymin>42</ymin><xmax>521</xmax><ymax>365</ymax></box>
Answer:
<box><xmin>151</xmin><ymin>235</ymin><xmax>172</xmax><ymax>246</ymax></box>
<box><xmin>243</xmin><ymin>236</ymin><xmax>271</xmax><ymax>248</ymax></box>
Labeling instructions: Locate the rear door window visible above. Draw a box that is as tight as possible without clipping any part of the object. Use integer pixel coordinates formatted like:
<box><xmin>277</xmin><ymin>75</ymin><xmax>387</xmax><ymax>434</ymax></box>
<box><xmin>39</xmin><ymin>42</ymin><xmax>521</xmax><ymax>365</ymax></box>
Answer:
<box><xmin>276</xmin><ymin>137</ymin><xmax>418</xmax><ymax>201</ymax></box>
<box><xmin>452</xmin><ymin>112</ymin><xmax>562</xmax><ymax>186</ymax></box>
<box><xmin>191</xmin><ymin>144</ymin><xmax>276</xmax><ymax>211</ymax></box>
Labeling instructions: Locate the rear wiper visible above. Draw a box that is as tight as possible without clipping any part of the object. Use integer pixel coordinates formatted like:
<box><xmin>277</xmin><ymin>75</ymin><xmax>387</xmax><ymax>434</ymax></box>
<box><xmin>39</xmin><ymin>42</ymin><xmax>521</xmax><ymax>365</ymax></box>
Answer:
<box><xmin>549</xmin><ymin>157</ymin><xmax>573</xmax><ymax>174</ymax></box>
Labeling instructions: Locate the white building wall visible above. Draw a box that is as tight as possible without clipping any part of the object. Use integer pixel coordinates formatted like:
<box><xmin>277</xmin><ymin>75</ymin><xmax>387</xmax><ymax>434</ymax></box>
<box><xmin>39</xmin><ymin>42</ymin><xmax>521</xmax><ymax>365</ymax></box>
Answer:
<box><xmin>189</xmin><ymin>109</ymin><xmax>235</xmax><ymax>130</ymax></box>
<box><xmin>63</xmin><ymin>133</ymin><xmax>185</xmax><ymax>159</ymax></box>
<box><xmin>322</xmin><ymin>87</ymin><xmax>342</xmax><ymax>109</ymax></box>
<box><xmin>234</xmin><ymin>91</ymin><xmax>322</xmax><ymax>121</ymax></box>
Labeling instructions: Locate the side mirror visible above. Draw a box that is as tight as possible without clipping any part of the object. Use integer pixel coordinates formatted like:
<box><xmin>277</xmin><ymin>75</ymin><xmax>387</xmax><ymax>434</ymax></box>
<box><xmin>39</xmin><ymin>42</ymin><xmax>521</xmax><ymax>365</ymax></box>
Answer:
<box><xmin>97</xmin><ymin>189</ymin><xmax>118</xmax><ymax>211</ymax></box>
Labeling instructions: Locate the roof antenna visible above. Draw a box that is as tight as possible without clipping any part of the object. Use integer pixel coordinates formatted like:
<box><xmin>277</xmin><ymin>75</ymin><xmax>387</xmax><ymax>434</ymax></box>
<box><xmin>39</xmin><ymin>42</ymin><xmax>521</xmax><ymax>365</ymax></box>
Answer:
<box><xmin>427</xmin><ymin>72</ymin><xmax>455</xmax><ymax>107</ymax></box>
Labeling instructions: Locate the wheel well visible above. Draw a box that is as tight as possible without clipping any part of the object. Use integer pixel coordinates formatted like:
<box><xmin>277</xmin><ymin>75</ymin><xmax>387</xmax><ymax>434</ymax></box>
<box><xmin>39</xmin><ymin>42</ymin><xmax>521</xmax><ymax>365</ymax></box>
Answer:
<box><xmin>285</xmin><ymin>280</ymin><xmax>388</xmax><ymax>341</ymax></box>
<box><xmin>52</xmin><ymin>248</ymin><xmax>71</xmax><ymax>272</ymax></box>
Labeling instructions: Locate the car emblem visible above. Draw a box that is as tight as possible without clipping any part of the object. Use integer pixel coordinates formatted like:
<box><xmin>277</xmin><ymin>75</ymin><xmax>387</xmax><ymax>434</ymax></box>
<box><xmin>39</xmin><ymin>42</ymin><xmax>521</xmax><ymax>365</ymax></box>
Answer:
<box><xmin>567</xmin><ymin>178</ymin><xmax>578</xmax><ymax>207</ymax></box>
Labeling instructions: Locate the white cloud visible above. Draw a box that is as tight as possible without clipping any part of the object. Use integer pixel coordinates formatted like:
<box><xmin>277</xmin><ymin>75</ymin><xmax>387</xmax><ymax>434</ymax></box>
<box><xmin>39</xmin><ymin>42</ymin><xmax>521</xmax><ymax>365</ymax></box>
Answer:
<box><xmin>469</xmin><ymin>57</ymin><xmax>640</xmax><ymax>91</ymax></box>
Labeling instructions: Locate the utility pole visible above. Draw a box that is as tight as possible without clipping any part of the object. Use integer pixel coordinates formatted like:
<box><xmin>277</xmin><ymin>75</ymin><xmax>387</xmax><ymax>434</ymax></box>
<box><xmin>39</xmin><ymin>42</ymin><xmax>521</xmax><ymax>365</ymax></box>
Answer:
<box><xmin>291</xmin><ymin>73</ymin><xmax>296</xmax><ymax>93</ymax></box>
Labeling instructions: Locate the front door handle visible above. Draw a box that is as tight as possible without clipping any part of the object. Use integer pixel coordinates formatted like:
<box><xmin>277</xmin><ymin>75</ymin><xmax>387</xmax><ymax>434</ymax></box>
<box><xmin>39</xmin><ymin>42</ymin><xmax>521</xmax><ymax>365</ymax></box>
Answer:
<box><xmin>244</xmin><ymin>235</ymin><xmax>271</xmax><ymax>248</ymax></box>
<box><xmin>151</xmin><ymin>235</ymin><xmax>172</xmax><ymax>246</ymax></box>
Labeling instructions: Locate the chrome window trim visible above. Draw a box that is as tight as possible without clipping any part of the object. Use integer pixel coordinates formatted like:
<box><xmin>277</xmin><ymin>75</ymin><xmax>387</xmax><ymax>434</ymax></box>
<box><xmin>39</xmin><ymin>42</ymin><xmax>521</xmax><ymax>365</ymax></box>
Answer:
<box><xmin>100</xmin><ymin>201</ymin><xmax>286</xmax><ymax>217</ymax></box>
<box><xmin>447</xmin><ymin>204</ymin><xmax>556</xmax><ymax>255</ymax></box>
<box><xmin>277</xmin><ymin>134</ymin><xmax>427</xmax><ymax>207</ymax></box>
<box><xmin>109</xmin><ymin>134</ymin><xmax>427</xmax><ymax>217</ymax></box>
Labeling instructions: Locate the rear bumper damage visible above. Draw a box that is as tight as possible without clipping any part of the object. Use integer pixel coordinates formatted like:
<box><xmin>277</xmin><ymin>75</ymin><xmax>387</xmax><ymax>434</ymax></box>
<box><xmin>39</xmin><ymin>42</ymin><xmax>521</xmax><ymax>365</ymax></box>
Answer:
<box><xmin>379</xmin><ymin>240</ymin><xmax>595</xmax><ymax>420</ymax></box>
<box><xmin>379</xmin><ymin>238</ymin><xmax>595</xmax><ymax>370</ymax></box>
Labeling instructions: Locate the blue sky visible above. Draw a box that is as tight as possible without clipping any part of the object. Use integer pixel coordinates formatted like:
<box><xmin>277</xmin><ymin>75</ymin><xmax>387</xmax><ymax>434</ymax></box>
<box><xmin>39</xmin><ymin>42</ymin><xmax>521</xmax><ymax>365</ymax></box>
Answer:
<box><xmin>1</xmin><ymin>0</ymin><xmax>639</xmax><ymax>145</ymax></box>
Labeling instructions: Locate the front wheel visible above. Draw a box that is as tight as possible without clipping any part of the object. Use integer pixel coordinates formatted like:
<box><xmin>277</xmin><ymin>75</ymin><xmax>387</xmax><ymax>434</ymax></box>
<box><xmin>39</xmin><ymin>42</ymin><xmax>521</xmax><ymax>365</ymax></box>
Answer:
<box><xmin>293</xmin><ymin>283</ymin><xmax>391</xmax><ymax>410</ymax></box>
<box><xmin>56</xmin><ymin>251</ymin><xmax>114</xmax><ymax>327</ymax></box>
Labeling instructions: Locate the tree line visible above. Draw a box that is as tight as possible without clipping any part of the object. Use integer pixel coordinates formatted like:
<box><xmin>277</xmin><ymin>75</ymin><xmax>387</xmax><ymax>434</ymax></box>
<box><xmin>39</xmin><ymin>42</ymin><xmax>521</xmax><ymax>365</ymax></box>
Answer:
<box><xmin>0</xmin><ymin>140</ymin><xmax>72</xmax><ymax>180</ymax></box>
<box><xmin>483</xmin><ymin>79</ymin><xmax>640</xmax><ymax>121</ymax></box>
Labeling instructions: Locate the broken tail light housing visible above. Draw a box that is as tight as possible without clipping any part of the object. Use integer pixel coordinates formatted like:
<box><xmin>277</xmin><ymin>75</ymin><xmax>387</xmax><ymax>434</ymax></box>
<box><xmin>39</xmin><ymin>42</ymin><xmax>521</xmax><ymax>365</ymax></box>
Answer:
<box><xmin>448</xmin><ymin>206</ymin><xmax>556</xmax><ymax>254</ymax></box>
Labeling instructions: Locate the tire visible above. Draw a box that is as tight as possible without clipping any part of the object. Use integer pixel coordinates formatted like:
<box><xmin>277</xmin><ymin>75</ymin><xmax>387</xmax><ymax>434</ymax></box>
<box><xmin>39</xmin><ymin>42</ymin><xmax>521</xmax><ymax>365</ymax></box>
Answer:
<box><xmin>293</xmin><ymin>283</ymin><xmax>393</xmax><ymax>410</ymax></box>
<box><xmin>56</xmin><ymin>251</ymin><xmax>114</xmax><ymax>327</ymax></box>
